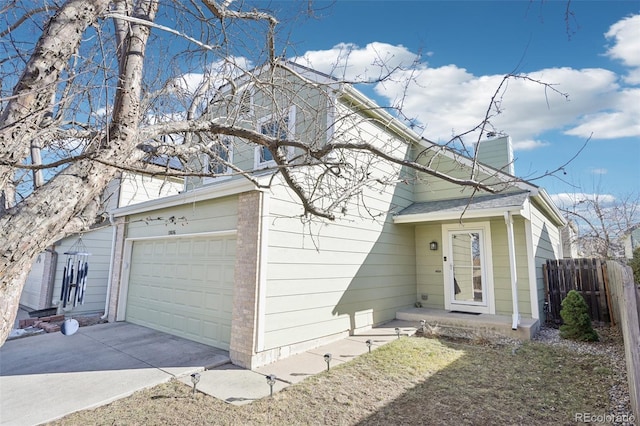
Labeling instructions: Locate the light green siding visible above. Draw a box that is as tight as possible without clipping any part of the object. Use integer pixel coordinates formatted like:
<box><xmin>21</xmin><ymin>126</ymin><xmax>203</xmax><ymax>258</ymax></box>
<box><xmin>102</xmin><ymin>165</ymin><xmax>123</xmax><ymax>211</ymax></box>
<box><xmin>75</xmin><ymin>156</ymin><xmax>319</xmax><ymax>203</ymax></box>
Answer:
<box><xmin>20</xmin><ymin>254</ymin><xmax>48</xmax><ymax>310</ymax></box>
<box><xmin>260</xmin><ymin>104</ymin><xmax>417</xmax><ymax>350</ymax></box>
<box><xmin>412</xmin><ymin>151</ymin><xmax>519</xmax><ymax>203</ymax></box>
<box><xmin>187</xmin><ymin>67</ymin><xmax>331</xmax><ymax>190</ymax></box>
<box><xmin>529</xmin><ymin>201</ymin><xmax>562</xmax><ymax>320</ymax></box>
<box><xmin>125</xmin><ymin>196</ymin><xmax>238</xmax><ymax>239</ymax></box>
<box><xmin>51</xmin><ymin>227</ymin><xmax>114</xmax><ymax>315</ymax></box>
<box><xmin>118</xmin><ymin>172</ymin><xmax>183</xmax><ymax>207</ymax></box>
<box><xmin>489</xmin><ymin>217</ymin><xmax>532</xmax><ymax>317</ymax></box>
<box><xmin>415</xmin><ymin>217</ymin><xmax>532</xmax><ymax>318</ymax></box>
<box><xmin>263</xmin><ymin>206</ymin><xmax>415</xmax><ymax>349</ymax></box>
<box><xmin>476</xmin><ymin>136</ymin><xmax>514</xmax><ymax>174</ymax></box>
<box><xmin>415</xmin><ymin>224</ymin><xmax>445</xmax><ymax>308</ymax></box>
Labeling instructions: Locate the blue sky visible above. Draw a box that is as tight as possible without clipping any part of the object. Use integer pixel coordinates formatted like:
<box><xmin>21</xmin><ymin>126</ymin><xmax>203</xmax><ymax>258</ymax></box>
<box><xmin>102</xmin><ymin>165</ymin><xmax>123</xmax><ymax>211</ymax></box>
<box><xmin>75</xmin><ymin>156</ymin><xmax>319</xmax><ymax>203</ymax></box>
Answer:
<box><xmin>267</xmin><ymin>0</ymin><xmax>639</xmax><ymax>207</ymax></box>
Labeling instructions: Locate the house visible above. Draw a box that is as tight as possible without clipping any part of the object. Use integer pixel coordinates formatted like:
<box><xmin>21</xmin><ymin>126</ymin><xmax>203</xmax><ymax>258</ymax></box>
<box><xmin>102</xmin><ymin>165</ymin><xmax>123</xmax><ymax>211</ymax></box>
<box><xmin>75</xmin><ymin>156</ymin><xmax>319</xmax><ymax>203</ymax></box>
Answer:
<box><xmin>623</xmin><ymin>224</ymin><xmax>640</xmax><ymax>259</ymax></box>
<box><xmin>19</xmin><ymin>170</ymin><xmax>183</xmax><ymax>317</ymax></box>
<box><xmin>106</xmin><ymin>62</ymin><xmax>566</xmax><ymax>369</ymax></box>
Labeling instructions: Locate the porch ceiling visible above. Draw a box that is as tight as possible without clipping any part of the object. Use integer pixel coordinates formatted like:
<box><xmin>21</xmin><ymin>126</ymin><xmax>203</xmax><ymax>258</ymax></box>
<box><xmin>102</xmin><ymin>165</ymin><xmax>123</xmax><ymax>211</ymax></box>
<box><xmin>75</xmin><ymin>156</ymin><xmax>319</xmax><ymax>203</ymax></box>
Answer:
<box><xmin>393</xmin><ymin>191</ymin><xmax>529</xmax><ymax>223</ymax></box>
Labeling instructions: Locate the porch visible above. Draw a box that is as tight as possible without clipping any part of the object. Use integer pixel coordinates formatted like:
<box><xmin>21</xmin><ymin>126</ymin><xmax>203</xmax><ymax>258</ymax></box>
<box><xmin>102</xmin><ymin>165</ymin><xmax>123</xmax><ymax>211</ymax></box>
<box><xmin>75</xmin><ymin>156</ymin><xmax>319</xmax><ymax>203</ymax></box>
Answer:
<box><xmin>396</xmin><ymin>307</ymin><xmax>539</xmax><ymax>341</ymax></box>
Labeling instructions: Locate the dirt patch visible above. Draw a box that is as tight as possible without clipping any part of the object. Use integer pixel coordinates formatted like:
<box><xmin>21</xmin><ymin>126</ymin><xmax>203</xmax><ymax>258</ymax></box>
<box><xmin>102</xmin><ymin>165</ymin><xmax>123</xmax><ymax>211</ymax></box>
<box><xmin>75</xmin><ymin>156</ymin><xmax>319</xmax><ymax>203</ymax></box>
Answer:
<box><xmin>48</xmin><ymin>327</ymin><xmax>632</xmax><ymax>426</ymax></box>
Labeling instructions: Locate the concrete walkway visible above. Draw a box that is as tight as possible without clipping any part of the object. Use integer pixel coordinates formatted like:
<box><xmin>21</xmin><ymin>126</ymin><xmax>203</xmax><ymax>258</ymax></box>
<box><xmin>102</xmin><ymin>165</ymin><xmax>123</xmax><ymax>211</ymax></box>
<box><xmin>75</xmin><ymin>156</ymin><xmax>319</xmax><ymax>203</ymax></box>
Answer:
<box><xmin>0</xmin><ymin>322</ymin><xmax>230</xmax><ymax>425</ymax></box>
<box><xmin>0</xmin><ymin>320</ymin><xmax>416</xmax><ymax>425</ymax></box>
<box><xmin>181</xmin><ymin>320</ymin><xmax>416</xmax><ymax>405</ymax></box>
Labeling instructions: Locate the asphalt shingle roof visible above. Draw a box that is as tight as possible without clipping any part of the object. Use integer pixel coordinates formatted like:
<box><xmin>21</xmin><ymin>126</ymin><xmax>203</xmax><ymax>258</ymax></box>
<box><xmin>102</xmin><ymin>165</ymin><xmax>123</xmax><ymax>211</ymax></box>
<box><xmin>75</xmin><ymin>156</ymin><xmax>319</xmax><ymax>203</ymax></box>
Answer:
<box><xmin>396</xmin><ymin>191</ymin><xmax>530</xmax><ymax>218</ymax></box>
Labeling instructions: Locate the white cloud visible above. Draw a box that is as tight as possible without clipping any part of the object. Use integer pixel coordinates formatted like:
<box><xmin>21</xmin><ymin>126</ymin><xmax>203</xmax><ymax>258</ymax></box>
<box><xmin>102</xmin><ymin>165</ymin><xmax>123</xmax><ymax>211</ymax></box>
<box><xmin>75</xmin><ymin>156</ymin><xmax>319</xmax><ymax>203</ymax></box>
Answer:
<box><xmin>512</xmin><ymin>139</ymin><xmax>550</xmax><ymax>151</ymax></box>
<box><xmin>91</xmin><ymin>106</ymin><xmax>111</xmax><ymax>118</ymax></box>
<box><xmin>292</xmin><ymin>14</ymin><xmax>640</xmax><ymax>147</ymax></box>
<box><xmin>295</xmin><ymin>42</ymin><xmax>421</xmax><ymax>82</ymax></box>
<box><xmin>354</xmin><ymin>53</ymin><xmax>630</xmax><ymax>144</ymax></box>
<box><xmin>171</xmin><ymin>57</ymin><xmax>254</xmax><ymax>95</ymax></box>
<box><xmin>565</xmin><ymin>87</ymin><xmax>640</xmax><ymax>139</ymax></box>
<box><xmin>605</xmin><ymin>14</ymin><xmax>640</xmax><ymax>85</ymax></box>
<box><xmin>590</xmin><ymin>168</ymin><xmax>608</xmax><ymax>175</ymax></box>
<box><xmin>550</xmin><ymin>192</ymin><xmax>616</xmax><ymax>207</ymax></box>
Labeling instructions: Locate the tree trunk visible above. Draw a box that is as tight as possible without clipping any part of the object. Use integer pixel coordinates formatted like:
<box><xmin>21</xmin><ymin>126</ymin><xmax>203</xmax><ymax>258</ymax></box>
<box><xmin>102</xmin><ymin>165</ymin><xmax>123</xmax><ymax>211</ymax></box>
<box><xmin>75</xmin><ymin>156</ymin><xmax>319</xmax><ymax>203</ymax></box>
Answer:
<box><xmin>0</xmin><ymin>0</ymin><xmax>158</xmax><ymax>346</ymax></box>
<box><xmin>0</xmin><ymin>0</ymin><xmax>111</xmax><ymax>190</ymax></box>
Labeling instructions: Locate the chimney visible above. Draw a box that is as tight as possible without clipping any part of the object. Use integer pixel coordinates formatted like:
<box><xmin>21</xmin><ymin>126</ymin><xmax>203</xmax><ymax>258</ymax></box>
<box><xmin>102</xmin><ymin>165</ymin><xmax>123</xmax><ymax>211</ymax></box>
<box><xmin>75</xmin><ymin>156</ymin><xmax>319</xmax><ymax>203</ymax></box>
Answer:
<box><xmin>476</xmin><ymin>134</ymin><xmax>514</xmax><ymax>175</ymax></box>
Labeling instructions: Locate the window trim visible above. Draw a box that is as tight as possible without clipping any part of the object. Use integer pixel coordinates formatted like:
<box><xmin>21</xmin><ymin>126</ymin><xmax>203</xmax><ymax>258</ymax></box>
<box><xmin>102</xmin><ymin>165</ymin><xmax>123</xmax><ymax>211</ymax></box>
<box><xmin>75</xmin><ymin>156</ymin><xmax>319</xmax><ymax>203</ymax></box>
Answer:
<box><xmin>236</xmin><ymin>85</ymin><xmax>254</xmax><ymax>117</ymax></box>
<box><xmin>203</xmin><ymin>137</ymin><xmax>234</xmax><ymax>183</ymax></box>
<box><xmin>254</xmin><ymin>106</ymin><xmax>296</xmax><ymax>170</ymax></box>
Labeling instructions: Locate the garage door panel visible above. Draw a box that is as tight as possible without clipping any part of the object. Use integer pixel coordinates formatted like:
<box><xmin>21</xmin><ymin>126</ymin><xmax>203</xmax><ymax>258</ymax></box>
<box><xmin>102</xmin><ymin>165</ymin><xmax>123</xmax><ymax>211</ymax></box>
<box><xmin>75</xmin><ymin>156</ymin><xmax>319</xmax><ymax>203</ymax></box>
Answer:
<box><xmin>178</xmin><ymin>244</ymin><xmax>192</xmax><ymax>257</ymax></box>
<box><xmin>126</xmin><ymin>235</ymin><xmax>235</xmax><ymax>350</ymax></box>
<box><xmin>165</xmin><ymin>240</ymin><xmax>178</xmax><ymax>255</ymax></box>
<box><xmin>224</xmin><ymin>239</ymin><xmax>236</xmax><ymax>256</ymax></box>
<box><xmin>223</xmin><ymin>264</ymin><xmax>235</xmax><ymax>283</ymax></box>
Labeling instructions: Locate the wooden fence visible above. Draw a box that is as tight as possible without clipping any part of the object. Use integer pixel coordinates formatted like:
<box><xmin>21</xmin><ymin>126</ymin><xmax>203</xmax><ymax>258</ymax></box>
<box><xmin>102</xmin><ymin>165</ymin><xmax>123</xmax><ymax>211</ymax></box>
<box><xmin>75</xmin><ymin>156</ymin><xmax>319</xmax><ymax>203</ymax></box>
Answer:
<box><xmin>543</xmin><ymin>258</ymin><xmax>611</xmax><ymax>325</ymax></box>
<box><xmin>604</xmin><ymin>260</ymin><xmax>640</xmax><ymax>420</ymax></box>
<box><xmin>544</xmin><ymin>258</ymin><xmax>639</xmax><ymax>418</ymax></box>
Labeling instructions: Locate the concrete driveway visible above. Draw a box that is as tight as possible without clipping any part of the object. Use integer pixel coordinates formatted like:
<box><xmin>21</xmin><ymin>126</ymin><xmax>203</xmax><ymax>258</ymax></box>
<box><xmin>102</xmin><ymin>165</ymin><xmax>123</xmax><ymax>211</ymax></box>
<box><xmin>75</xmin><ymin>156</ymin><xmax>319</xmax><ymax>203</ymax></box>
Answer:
<box><xmin>0</xmin><ymin>322</ymin><xmax>230</xmax><ymax>425</ymax></box>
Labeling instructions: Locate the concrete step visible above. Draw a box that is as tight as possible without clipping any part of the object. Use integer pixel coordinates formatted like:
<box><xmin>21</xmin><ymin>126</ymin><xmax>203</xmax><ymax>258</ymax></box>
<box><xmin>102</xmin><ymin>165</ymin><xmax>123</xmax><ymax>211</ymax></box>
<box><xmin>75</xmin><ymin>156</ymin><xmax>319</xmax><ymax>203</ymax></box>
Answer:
<box><xmin>396</xmin><ymin>307</ymin><xmax>539</xmax><ymax>341</ymax></box>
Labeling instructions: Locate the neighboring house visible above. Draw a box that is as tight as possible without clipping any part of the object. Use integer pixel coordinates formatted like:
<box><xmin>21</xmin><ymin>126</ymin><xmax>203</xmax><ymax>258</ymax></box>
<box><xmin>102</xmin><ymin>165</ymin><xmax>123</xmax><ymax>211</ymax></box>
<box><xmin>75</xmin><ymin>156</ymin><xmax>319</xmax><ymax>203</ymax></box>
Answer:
<box><xmin>106</xmin><ymin>62</ymin><xmax>566</xmax><ymax>369</ymax></box>
<box><xmin>561</xmin><ymin>220</ymin><xmax>579</xmax><ymax>258</ymax></box>
<box><xmin>19</xmin><ymin>170</ymin><xmax>183</xmax><ymax>316</ymax></box>
<box><xmin>623</xmin><ymin>224</ymin><xmax>640</xmax><ymax>259</ymax></box>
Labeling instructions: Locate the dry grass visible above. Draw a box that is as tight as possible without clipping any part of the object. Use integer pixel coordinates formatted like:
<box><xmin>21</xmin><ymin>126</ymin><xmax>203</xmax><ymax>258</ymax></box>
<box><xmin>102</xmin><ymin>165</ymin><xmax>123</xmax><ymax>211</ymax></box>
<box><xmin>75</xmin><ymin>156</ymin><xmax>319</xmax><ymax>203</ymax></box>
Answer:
<box><xmin>49</xmin><ymin>334</ymin><xmax>620</xmax><ymax>426</ymax></box>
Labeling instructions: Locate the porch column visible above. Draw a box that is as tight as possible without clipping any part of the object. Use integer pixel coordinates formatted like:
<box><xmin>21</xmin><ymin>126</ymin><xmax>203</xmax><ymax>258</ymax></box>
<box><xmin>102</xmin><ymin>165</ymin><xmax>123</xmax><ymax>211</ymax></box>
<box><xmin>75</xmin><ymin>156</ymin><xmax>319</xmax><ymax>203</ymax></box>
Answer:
<box><xmin>504</xmin><ymin>212</ymin><xmax>519</xmax><ymax>329</ymax></box>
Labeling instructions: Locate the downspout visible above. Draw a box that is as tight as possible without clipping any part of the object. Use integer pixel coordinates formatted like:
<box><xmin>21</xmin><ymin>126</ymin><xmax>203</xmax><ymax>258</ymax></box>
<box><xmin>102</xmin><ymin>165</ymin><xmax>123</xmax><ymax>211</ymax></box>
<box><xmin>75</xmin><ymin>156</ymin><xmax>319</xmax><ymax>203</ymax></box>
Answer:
<box><xmin>101</xmin><ymin>173</ymin><xmax>123</xmax><ymax>320</ymax></box>
<box><xmin>101</xmin><ymin>213</ymin><xmax>117</xmax><ymax>320</ymax></box>
<box><xmin>505</xmin><ymin>211</ymin><xmax>520</xmax><ymax>330</ymax></box>
<box><xmin>44</xmin><ymin>246</ymin><xmax>58</xmax><ymax>309</ymax></box>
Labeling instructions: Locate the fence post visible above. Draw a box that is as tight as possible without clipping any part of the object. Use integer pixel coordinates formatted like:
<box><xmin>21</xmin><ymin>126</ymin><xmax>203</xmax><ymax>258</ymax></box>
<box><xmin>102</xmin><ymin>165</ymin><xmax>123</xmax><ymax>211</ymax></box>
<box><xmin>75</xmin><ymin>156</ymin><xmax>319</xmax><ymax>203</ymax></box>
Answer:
<box><xmin>602</xmin><ymin>262</ymin><xmax>616</xmax><ymax>327</ymax></box>
<box><xmin>616</xmin><ymin>264</ymin><xmax>640</xmax><ymax>420</ymax></box>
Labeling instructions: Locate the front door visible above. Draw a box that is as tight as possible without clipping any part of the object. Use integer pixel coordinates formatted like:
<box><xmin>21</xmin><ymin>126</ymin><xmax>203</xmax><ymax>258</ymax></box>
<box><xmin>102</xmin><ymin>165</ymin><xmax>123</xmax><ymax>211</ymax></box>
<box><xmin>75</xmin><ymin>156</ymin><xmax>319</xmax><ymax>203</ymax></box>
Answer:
<box><xmin>442</xmin><ymin>223</ymin><xmax>494</xmax><ymax>314</ymax></box>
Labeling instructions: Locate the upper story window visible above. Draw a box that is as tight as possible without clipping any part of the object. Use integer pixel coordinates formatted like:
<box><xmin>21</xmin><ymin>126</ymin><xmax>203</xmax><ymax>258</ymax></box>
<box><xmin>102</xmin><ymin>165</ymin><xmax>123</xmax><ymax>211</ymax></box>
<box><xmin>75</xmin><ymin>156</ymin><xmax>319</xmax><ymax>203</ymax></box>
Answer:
<box><xmin>255</xmin><ymin>107</ymin><xmax>296</xmax><ymax>169</ymax></box>
<box><xmin>237</xmin><ymin>87</ymin><xmax>253</xmax><ymax>116</ymax></box>
<box><xmin>203</xmin><ymin>137</ymin><xmax>233</xmax><ymax>183</ymax></box>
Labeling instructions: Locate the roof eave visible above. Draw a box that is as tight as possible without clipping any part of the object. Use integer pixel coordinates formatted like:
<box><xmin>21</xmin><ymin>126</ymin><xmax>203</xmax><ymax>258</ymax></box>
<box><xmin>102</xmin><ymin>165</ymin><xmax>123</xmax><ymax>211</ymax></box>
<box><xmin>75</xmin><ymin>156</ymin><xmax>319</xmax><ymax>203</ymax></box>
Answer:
<box><xmin>531</xmin><ymin>188</ymin><xmax>567</xmax><ymax>227</ymax></box>
<box><xmin>111</xmin><ymin>177</ymin><xmax>260</xmax><ymax>217</ymax></box>
<box><xmin>393</xmin><ymin>205</ymin><xmax>525</xmax><ymax>224</ymax></box>
<box><xmin>340</xmin><ymin>85</ymin><xmax>423</xmax><ymax>143</ymax></box>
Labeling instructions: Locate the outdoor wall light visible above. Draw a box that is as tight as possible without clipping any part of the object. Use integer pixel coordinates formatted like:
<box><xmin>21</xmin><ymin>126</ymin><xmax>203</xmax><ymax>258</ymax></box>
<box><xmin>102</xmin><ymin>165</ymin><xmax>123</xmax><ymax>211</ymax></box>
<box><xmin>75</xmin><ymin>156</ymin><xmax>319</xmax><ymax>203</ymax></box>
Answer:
<box><xmin>395</xmin><ymin>327</ymin><xmax>401</xmax><ymax>339</ymax></box>
<box><xmin>190</xmin><ymin>372</ymin><xmax>200</xmax><ymax>395</ymax></box>
<box><xmin>429</xmin><ymin>241</ymin><xmax>438</xmax><ymax>251</ymax></box>
<box><xmin>266</xmin><ymin>374</ymin><xmax>277</xmax><ymax>397</ymax></box>
<box><xmin>324</xmin><ymin>353</ymin><xmax>332</xmax><ymax>371</ymax></box>
<box><xmin>366</xmin><ymin>339</ymin><xmax>372</xmax><ymax>353</ymax></box>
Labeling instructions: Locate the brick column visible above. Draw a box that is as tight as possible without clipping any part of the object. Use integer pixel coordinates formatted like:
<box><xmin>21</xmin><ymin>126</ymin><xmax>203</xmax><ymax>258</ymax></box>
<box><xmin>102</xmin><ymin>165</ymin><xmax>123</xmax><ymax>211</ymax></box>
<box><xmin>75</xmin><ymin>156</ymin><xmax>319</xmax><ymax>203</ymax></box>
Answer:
<box><xmin>229</xmin><ymin>191</ymin><xmax>263</xmax><ymax>368</ymax></box>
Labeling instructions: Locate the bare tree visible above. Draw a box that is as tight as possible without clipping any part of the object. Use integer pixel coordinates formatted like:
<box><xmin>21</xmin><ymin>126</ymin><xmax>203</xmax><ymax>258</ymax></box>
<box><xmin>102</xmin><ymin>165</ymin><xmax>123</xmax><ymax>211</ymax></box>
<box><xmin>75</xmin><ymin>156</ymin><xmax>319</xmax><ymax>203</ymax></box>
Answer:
<box><xmin>0</xmin><ymin>0</ymin><xmax>571</xmax><ymax>345</ymax></box>
<box><xmin>557</xmin><ymin>191</ymin><xmax>640</xmax><ymax>258</ymax></box>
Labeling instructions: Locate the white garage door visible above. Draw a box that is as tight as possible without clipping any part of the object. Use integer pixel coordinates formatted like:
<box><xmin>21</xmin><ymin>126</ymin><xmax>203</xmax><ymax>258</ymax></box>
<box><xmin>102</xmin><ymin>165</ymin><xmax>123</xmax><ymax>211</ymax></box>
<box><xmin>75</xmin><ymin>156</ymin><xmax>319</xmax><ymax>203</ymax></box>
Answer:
<box><xmin>125</xmin><ymin>234</ymin><xmax>236</xmax><ymax>350</ymax></box>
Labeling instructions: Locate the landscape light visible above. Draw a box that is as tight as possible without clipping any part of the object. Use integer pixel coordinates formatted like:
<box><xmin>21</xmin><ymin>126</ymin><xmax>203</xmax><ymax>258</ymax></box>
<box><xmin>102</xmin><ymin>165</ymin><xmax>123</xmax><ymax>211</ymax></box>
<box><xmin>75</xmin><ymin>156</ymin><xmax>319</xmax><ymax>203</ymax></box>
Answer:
<box><xmin>366</xmin><ymin>339</ymin><xmax>372</xmax><ymax>353</ymax></box>
<box><xmin>324</xmin><ymin>353</ymin><xmax>332</xmax><ymax>371</ymax></box>
<box><xmin>420</xmin><ymin>319</ymin><xmax>426</xmax><ymax>333</ymax></box>
<box><xmin>266</xmin><ymin>374</ymin><xmax>277</xmax><ymax>397</ymax></box>
<box><xmin>395</xmin><ymin>327</ymin><xmax>400</xmax><ymax>339</ymax></box>
<box><xmin>190</xmin><ymin>373</ymin><xmax>200</xmax><ymax>395</ymax></box>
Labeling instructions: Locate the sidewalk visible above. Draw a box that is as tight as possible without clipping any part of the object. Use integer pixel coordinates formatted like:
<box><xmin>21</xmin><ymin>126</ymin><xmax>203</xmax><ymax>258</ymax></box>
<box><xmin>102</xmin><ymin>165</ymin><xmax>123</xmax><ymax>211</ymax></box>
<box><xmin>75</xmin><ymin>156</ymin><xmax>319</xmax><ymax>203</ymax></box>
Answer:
<box><xmin>0</xmin><ymin>319</ymin><xmax>417</xmax><ymax>424</ymax></box>
<box><xmin>178</xmin><ymin>320</ymin><xmax>417</xmax><ymax>405</ymax></box>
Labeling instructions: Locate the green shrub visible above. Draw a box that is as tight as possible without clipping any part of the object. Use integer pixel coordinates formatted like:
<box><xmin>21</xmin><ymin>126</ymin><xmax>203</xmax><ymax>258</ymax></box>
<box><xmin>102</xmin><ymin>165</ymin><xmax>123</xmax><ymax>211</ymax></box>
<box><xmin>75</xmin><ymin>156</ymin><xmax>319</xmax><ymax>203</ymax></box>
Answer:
<box><xmin>559</xmin><ymin>290</ymin><xmax>598</xmax><ymax>342</ymax></box>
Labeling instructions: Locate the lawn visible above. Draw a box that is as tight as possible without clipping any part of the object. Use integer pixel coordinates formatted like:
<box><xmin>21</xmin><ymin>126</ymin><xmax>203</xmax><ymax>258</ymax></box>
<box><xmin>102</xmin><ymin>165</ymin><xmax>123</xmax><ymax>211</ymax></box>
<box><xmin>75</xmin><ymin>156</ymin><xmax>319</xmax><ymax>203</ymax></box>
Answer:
<box><xmin>49</xmin><ymin>331</ymin><xmax>624</xmax><ymax>425</ymax></box>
